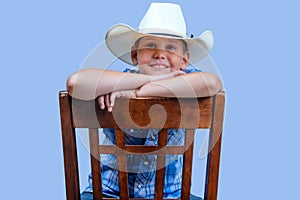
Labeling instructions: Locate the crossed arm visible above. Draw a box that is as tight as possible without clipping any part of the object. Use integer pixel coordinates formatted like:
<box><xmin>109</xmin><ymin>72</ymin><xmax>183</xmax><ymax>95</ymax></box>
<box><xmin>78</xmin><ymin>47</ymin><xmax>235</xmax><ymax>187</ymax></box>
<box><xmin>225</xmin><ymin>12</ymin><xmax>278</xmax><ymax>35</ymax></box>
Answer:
<box><xmin>67</xmin><ymin>68</ymin><xmax>223</xmax><ymax>111</ymax></box>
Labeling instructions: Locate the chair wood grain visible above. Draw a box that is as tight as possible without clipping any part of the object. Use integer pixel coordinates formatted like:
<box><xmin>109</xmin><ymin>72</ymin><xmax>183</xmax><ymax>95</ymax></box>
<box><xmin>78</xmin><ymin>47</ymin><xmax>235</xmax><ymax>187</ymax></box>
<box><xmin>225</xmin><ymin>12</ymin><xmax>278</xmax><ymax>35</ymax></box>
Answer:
<box><xmin>59</xmin><ymin>91</ymin><xmax>225</xmax><ymax>200</ymax></box>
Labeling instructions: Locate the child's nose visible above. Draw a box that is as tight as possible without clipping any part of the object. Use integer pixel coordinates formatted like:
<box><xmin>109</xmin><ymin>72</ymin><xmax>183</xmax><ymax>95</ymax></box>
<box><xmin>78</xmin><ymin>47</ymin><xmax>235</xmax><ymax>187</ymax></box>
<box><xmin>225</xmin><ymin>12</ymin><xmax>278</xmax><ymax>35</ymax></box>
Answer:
<box><xmin>153</xmin><ymin>48</ymin><xmax>167</xmax><ymax>59</ymax></box>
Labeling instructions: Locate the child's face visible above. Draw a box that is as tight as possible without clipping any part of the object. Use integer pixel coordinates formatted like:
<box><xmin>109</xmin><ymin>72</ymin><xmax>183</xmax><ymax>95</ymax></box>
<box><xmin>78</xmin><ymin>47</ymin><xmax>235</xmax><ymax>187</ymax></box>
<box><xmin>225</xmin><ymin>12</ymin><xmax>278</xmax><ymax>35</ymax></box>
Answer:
<box><xmin>131</xmin><ymin>36</ymin><xmax>190</xmax><ymax>75</ymax></box>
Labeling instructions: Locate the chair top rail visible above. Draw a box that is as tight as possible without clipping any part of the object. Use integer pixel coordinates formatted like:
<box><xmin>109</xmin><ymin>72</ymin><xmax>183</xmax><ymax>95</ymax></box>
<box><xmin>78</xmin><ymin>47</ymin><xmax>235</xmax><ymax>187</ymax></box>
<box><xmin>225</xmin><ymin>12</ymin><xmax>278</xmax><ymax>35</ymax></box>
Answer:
<box><xmin>59</xmin><ymin>90</ymin><xmax>222</xmax><ymax>129</ymax></box>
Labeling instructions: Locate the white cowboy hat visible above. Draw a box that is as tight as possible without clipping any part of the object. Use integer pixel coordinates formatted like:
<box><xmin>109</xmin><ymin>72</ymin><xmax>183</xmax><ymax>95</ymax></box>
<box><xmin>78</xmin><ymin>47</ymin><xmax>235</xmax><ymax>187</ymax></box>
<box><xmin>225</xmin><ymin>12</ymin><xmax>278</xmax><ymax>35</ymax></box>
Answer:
<box><xmin>105</xmin><ymin>3</ymin><xmax>214</xmax><ymax>65</ymax></box>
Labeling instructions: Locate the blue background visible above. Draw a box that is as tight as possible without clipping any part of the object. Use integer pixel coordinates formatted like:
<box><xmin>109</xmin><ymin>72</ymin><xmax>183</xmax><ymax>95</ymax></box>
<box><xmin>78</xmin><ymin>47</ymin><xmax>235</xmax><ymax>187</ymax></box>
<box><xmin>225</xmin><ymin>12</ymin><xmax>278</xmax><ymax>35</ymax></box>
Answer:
<box><xmin>1</xmin><ymin>0</ymin><xmax>299</xmax><ymax>199</ymax></box>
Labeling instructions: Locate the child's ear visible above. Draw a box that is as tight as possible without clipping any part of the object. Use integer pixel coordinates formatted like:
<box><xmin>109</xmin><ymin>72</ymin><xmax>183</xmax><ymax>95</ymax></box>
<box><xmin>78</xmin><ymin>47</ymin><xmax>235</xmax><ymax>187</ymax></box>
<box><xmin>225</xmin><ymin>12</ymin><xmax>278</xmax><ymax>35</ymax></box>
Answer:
<box><xmin>180</xmin><ymin>52</ymin><xmax>190</xmax><ymax>70</ymax></box>
<box><xmin>131</xmin><ymin>46</ymin><xmax>138</xmax><ymax>66</ymax></box>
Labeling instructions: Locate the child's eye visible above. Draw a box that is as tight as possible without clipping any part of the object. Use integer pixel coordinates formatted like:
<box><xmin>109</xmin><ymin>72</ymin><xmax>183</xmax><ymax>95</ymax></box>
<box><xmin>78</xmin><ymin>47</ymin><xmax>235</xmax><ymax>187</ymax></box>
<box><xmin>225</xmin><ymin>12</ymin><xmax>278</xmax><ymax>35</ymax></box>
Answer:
<box><xmin>145</xmin><ymin>43</ymin><xmax>156</xmax><ymax>48</ymax></box>
<box><xmin>166</xmin><ymin>45</ymin><xmax>176</xmax><ymax>51</ymax></box>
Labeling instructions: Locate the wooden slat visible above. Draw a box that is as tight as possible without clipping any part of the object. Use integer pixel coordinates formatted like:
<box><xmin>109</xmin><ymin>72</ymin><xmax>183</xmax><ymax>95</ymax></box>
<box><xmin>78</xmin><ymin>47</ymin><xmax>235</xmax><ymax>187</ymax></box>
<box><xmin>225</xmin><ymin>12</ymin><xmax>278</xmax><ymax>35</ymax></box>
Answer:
<box><xmin>181</xmin><ymin>129</ymin><xmax>195</xmax><ymax>199</ymax></box>
<box><xmin>59</xmin><ymin>91</ymin><xmax>80</xmax><ymax>200</ymax></box>
<box><xmin>204</xmin><ymin>92</ymin><xmax>225</xmax><ymax>200</ymax></box>
<box><xmin>154</xmin><ymin>129</ymin><xmax>168</xmax><ymax>200</ymax></box>
<box><xmin>98</xmin><ymin>145</ymin><xmax>186</xmax><ymax>155</ymax></box>
<box><xmin>89</xmin><ymin>128</ymin><xmax>102</xmax><ymax>200</ymax></box>
<box><xmin>100</xmin><ymin>198</ymin><xmax>180</xmax><ymax>200</ymax></box>
<box><xmin>115</xmin><ymin>129</ymin><xmax>129</xmax><ymax>199</ymax></box>
<box><xmin>71</xmin><ymin>97</ymin><xmax>212</xmax><ymax>129</ymax></box>
<box><xmin>99</xmin><ymin>145</ymin><xmax>117</xmax><ymax>154</ymax></box>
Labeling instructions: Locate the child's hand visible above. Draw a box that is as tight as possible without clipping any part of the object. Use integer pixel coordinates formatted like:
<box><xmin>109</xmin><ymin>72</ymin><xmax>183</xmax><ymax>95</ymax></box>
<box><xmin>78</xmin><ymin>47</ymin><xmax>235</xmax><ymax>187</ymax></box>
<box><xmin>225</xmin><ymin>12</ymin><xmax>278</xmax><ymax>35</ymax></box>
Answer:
<box><xmin>149</xmin><ymin>70</ymin><xmax>186</xmax><ymax>82</ymax></box>
<box><xmin>98</xmin><ymin>90</ymin><xmax>137</xmax><ymax>112</ymax></box>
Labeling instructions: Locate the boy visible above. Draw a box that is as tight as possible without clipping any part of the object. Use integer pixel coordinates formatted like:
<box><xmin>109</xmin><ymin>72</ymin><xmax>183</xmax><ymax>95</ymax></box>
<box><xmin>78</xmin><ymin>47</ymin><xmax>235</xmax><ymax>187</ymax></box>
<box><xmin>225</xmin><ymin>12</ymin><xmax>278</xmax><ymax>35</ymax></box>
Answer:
<box><xmin>67</xmin><ymin>3</ymin><xmax>222</xmax><ymax>200</ymax></box>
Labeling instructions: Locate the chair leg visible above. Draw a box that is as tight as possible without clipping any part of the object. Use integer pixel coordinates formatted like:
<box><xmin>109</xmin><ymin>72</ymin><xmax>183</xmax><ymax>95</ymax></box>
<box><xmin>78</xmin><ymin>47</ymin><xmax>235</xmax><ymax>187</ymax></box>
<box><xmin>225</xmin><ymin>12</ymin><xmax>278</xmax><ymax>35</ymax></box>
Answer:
<box><xmin>59</xmin><ymin>92</ymin><xmax>81</xmax><ymax>200</ymax></box>
<box><xmin>204</xmin><ymin>93</ymin><xmax>225</xmax><ymax>200</ymax></box>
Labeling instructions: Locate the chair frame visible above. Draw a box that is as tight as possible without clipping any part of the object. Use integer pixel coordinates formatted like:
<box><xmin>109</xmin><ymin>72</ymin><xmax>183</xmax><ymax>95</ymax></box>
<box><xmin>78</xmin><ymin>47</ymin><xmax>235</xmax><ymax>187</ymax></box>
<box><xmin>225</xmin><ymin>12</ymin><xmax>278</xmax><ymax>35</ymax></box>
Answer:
<box><xmin>59</xmin><ymin>91</ymin><xmax>225</xmax><ymax>200</ymax></box>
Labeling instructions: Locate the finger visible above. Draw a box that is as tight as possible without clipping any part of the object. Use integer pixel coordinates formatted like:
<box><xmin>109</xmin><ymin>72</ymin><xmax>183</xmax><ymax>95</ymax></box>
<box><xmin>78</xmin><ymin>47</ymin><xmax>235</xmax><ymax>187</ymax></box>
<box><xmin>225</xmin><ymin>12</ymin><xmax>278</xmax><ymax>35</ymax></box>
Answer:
<box><xmin>110</xmin><ymin>92</ymin><xmax>116</xmax><ymax>107</ymax></box>
<box><xmin>105</xmin><ymin>94</ymin><xmax>112</xmax><ymax>112</ymax></box>
<box><xmin>105</xmin><ymin>94</ymin><xmax>111</xmax><ymax>107</ymax></box>
<box><xmin>98</xmin><ymin>96</ymin><xmax>105</xmax><ymax>109</ymax></box>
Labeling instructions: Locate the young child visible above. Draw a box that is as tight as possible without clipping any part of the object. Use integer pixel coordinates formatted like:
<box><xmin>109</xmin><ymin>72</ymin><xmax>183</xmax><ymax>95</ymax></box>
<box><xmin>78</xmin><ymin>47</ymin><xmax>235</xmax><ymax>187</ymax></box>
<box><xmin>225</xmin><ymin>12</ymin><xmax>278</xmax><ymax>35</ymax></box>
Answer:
<box><xmin>67</xmin><ymin>3</ymin><xmax>222</xmax><ymax>200</ymax></box>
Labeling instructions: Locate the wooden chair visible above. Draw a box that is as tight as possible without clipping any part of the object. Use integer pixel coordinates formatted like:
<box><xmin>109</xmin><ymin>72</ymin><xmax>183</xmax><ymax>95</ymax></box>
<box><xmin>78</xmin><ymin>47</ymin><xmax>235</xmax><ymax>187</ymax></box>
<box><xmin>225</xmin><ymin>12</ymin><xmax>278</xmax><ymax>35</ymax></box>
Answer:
<box><xmin>59</xmin><ymin>90</ymin><xmax>225</xmax><ymax>200</ymax></box>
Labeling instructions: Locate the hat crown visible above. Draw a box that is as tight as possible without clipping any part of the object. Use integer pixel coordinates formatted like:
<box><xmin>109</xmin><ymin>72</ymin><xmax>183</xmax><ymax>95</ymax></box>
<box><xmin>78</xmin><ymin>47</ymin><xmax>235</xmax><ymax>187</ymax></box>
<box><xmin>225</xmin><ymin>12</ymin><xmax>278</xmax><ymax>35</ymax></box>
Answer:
<box><xmin>138</xmin><ymin>3</ymin><xmax>187</xmax><ymax>37</ymax></box>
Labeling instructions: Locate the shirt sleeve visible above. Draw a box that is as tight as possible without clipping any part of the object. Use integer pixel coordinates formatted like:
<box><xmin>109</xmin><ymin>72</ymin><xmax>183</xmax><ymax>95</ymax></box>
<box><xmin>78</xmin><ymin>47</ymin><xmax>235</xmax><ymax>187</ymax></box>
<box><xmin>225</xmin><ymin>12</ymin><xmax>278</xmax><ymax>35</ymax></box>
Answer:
<box><xmin>182</xmin><ymin>67</ymin><xmax>202</xmax><ymax>74</ymax></box>
<box><xmin>123</xmin><ymin>68</ymin><xmax>139</xmax><ymax>73</ymax></box>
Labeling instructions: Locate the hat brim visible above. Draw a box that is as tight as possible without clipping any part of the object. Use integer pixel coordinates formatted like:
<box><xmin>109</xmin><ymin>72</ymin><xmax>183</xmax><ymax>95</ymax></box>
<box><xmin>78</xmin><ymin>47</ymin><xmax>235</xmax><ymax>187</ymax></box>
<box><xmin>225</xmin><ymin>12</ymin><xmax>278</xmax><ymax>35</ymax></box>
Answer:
<box><xmin>105</xmin><ymin>23</ymin><xmax>214</xmax><ymax>65</ymax></box>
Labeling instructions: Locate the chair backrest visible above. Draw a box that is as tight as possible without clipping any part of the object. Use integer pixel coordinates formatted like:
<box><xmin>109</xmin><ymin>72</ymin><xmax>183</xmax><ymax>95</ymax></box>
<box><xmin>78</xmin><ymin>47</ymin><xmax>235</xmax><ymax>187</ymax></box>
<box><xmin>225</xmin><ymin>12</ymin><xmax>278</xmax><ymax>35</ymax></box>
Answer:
<box><xmin>59</xmin><ymin>90</ymin><xmax>225</xmax><ymax>200</ymax></box>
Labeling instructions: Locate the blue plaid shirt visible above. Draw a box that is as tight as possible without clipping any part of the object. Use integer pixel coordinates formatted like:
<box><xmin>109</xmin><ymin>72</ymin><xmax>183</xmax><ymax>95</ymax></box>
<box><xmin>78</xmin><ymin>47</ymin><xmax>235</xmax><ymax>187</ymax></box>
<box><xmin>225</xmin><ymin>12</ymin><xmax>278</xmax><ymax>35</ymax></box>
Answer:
<box><xmin>84</xmin><ymin>67</ymin><xmax>201</xmax><ymax>198</ymax></box>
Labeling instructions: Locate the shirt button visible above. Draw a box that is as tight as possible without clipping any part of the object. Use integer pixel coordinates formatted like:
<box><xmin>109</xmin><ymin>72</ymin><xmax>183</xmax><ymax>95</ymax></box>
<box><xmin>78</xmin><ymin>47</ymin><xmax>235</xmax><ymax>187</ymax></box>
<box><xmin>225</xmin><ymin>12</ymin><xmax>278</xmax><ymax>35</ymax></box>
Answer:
<box><xmin>143</xmin><ymin>161</ymin><xmax>149</xmax><ymax>166</ymax></box>
<box><xmin>129</xmin><ymin>129</ymin><xmax>134</xmax><ymax>133</ymax></box>
<box><xmin>151</xmin><ymin>135</ymin><xmax>156</xmax><ymax>140</ymax></box>
<box><xmin>137</xmin><ymin>184</ymin><xmax>142</xmax><ymax>189</ymax></box>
